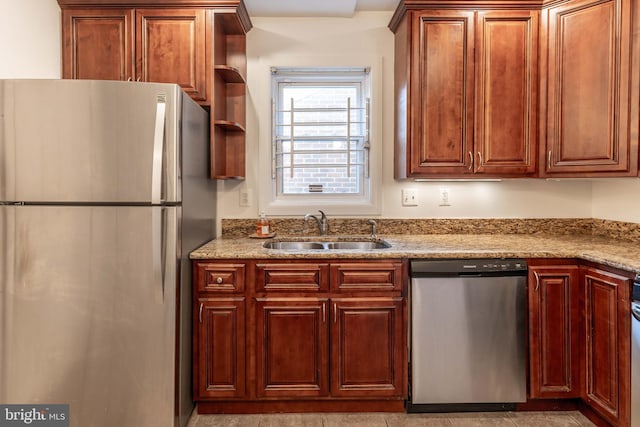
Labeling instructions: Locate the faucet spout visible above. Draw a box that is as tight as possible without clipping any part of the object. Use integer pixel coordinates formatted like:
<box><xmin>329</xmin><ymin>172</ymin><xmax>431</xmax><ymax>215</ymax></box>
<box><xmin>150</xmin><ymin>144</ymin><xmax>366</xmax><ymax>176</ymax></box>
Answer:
<box><xmin>304</xmin><ymin>210</ymin><xmax>329</xmax><ymax>235</ymax></box>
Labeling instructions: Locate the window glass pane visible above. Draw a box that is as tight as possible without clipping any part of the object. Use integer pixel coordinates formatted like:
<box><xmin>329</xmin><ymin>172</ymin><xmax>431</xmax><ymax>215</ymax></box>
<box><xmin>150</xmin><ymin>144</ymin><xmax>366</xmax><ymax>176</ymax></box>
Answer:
<box><xmin>274</xmin><ymin>79</ymin><xmax>367</xmax><ymax>196</ymax></box>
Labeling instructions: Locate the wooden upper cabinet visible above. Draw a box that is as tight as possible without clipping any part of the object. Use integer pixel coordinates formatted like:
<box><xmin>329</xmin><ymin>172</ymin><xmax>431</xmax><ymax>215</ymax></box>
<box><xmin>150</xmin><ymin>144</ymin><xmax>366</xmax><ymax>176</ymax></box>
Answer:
<box><xmin>475</xmin><ymin>10</ymin><xmax>538</xmax><ymax>175</ymax></box>
<box><xmin>62</xmin><ymin>9</ymin><xmax>133</xmax><ymax>81</ymax></box>
<box><xmin>407</xmin><ymin>10</ymin><xmax>475</xmax><ymax>176</ymax></box>
<box><xmin>394</xmin><ymin>9</ymin><xmax>538</xmax><ymax>178</ymax></box>
<box><xmin>136</xmin><ymin>9</ymin><xmax>207</xmax><ymax>101</ymax></box>
<box><xmin>540</xmin><ymin>0</ymin><xmax>639</xmax><ymax>176</ymax></box>
<box><xmin>61</xmin><ymin>6</ymin><xmax>209</xmax><ymax>103</ymax></box>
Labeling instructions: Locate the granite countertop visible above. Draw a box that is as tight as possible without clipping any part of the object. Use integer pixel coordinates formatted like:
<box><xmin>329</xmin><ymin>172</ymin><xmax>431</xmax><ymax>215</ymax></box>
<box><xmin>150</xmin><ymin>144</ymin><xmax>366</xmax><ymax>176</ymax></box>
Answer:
<box><xmin>190</xmin><ymin>233</ymin><xmax>640</xmax><ymax>273</ymax></box>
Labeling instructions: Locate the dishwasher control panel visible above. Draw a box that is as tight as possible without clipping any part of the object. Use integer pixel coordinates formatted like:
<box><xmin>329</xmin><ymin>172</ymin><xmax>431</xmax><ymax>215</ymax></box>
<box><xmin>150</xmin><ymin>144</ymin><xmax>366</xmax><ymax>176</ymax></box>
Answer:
<box><xmin>411</xmin><ymin>258</ymin><xmax>527</xmax><ymax>275</ymax></box>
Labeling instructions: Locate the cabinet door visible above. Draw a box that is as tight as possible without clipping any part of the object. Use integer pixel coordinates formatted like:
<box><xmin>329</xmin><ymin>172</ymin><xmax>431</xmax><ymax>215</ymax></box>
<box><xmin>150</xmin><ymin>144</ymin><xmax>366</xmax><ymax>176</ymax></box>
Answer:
<box><xmin>583</xmin><ymin>267</ymin><xmax>631</xmax><ymax>425</ymax></box>
<box><xmin>541</xmin><ymin>0</ymin><xmax>637</xmax><ymax>176</ymax></box>
<box><xmin>409</xmin><ymin>10</ymin><xmax>475</xmax><ymax>175</ymax></box>
<box><xmin>528</xmin><ymin>265</ymin><xmax>581</xmax><ymax>398</ymax></box>
<box><xmin>256</xmin><ymin>298</ymin><xmax>329</xmax><ymax>397</ymax></box>
<box><xmin>195</xmin><ymin>298</ymin><xmax>245</xmax><ymax>399</ymax></box>
<box><xmin>62</xmin><ymin>9</ymin><xmax>133</xmax><ymax>81</ymax></box>
<box><xmin>330</xmin><ymin>298</ymin><xmax>405</xmax><ymax>397</ymax></box>
<box><xmin>135</xmin><ymin>9</ymin><xmax>207</xmax><ymax>102</ymax></box>
<box><xmin>475</xmin><ymin>10</ymin><xmax>538</xmax><ymax>175</ymax></box>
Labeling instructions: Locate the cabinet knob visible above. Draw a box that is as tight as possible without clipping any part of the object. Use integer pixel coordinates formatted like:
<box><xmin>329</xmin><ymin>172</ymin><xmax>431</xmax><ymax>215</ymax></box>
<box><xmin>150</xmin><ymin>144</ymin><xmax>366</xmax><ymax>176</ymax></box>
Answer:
<box><xmin>216</xmin><ymin>277</ymin><xmax>223</xmax><ymax>284</ymax></box>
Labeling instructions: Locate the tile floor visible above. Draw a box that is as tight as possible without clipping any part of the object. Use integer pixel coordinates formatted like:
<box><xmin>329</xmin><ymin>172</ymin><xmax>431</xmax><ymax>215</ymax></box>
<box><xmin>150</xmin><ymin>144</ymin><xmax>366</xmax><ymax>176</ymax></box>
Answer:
<box><xmin>187</xmin><ymin>411</ymin><xmax>595</xmax><ymax>427</ymax></box>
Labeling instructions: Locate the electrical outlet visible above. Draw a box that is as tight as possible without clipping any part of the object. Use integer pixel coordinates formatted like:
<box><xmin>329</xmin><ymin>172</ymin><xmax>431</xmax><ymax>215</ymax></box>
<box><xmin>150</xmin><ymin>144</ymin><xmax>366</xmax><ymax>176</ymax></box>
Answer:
<box><xmin>439</xmin><ymin>187</ymin><xmax>451</xmax><ymax>206</ymax></box>
<box><xmin>402</xmin><ymin>189</ymin><xmax>418</xmax><ymax>206</ymax></box>
<box><xmin>239</xmin><ymin>189</ymin><xmax>252</xmax><ymax>207</ymax></box>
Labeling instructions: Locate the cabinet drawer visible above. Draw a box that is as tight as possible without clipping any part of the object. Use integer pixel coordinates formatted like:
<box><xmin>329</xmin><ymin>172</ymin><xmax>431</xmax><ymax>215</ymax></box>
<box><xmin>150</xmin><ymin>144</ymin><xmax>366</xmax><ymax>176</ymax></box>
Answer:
<box><xmin>255</xmin><ymin>263</ymin><xmax>330</xmax><ymax>292</ymax></box>
<box><xmin>331</xmin><ymin>262</ymin><xmax>403</xmax><ymax>292</ymax></box>
<box><xmin>195</xmin><ymin>262</ymin><xmax>245</xmax><ymax>293</ymax></box>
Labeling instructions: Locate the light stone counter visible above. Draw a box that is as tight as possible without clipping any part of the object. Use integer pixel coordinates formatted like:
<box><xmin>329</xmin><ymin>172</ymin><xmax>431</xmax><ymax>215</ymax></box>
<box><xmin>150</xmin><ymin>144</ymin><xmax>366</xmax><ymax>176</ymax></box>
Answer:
<box><xmin>190</xmin><ymin>233</ymin><xmax>640</xmax><ymax>274</ymax></box>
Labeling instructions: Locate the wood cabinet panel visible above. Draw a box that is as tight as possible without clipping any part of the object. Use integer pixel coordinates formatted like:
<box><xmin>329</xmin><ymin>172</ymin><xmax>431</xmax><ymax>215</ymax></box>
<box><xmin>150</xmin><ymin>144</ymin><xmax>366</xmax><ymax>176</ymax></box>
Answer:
<box><xmin>136</xmin><ymin>9</ymin><xmax>207</xmax><ymax>101</ymax></box>
<box><xmin>256</xmin><ymin>298</ymin><xmax>330</xmax><ymax>397</ymax></box>
<box><xmin>410</xmin><ymin>10</ymin><xmax>475</xmax><ymax>175</ymax></box>
<box><xmin>196</xmin><ymin>298</ymin><xmax>245</xmax><ymax>398</ymax></box>
<box><xmin>541</xmin><ymin>0</ymin><xmax>638</xmax><ymax>176</ymax></box>
<box><xmin>331</xmin><ymin>298</ymin><xmax>405</xmax><ymax>397</ymax></box>
<box><xmin>583</xmin><ymin>267</ymin><xmax>631</xmax><ymax>426</ymax></box>
<box><xmin>396</xmin><ymin>9</ymin><xmax>538</xmax><ymax>178</ymax></box>
<box><xmin>255</xmin><ymin>263</ymin><xmax>330</xmax><ymax>292</ymax></box>
<box><xmin>475</xmin><ymin>10</ymin><xmax>538</xmax><ymax>175</ymax></box>
<box><xmin>195</xmin><ymin>262</ymin><xmax>245</xmax><ymax>293</ymax></box>
<box><xmin>62</xmin><ymin>9</ymin><xmax>133</xmax><ymax>80</ymax></box>
<box><xmin>330</xmin><ymin>262</ymin><xmax>403</xmax><ymax>293</ymax></box>
<box><xmin>528</xmin><ymin>265</ymin><xmax>581</xmax><ymax>398</ymax></box>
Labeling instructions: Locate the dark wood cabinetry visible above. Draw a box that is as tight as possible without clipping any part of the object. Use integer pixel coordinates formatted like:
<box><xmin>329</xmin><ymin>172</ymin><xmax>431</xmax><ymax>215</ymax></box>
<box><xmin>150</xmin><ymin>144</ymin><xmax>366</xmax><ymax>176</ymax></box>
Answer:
<box><xmin>528</xmin><ymin>262</ymin><xmax>581</xmax><ymax>399</ymax></box>
<box><xmin>194</xmin><ymin>258</ymin><xmax>408</xmax><ymax>412</ymax></box>
<box><xmin>256</xmin><ymin>298</ymin><xmax>329</xmax><ymax>397</ymax></box>
<box><xmin>540</xmin><ymin>0</ymin><xmax>639</xmax><ymax>177</ymax></box>
<box><xmin>62</xmin><ymin>7</ymin><xmax>207</xmax><ymax>101</ymax></box>
<box><xmin>194</xmin><ymin>262</ymin><xmax>247</xmax><ymax>399</ymax></box>
<box><xmin>62</xmin><ymin>9</ymin><xmax>133</xmax><ymax>81</ymax></box>
<box><xmin>392</xmin><ymin>8</ymin><xmax>538</xmax><ymax>178</ymax></box>
<box><xmin>196</xmin><ymin>297</ymin><xmax>246</xmax><ymax>398</ymax></box>
<box><xmin>582</xmin><ymin>266</ymin><xmax>631</xmax><ymax>426</ymax></box>
<box><xmin>58</xmin><ymin>0</ymin><xmax>252</xmax><ymax>180</ymax></box>
<box><xmin>527</xmin><ymin>260</ymin><xmax>634</xmax><ymax>426</ymax></box>
<box><xmin>331</xmin><ymin>298</ymin><xmax>404</xmax><ymax>397</ymax></box>
<box><xmin>391</xmin><ymin>0</ymin><xmax>640</xmax><ymax>179</ymax></box>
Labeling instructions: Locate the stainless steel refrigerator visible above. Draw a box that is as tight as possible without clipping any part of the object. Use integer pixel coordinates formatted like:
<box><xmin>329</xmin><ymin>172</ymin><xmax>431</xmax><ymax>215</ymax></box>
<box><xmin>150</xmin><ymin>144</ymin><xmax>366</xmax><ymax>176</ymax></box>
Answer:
<box><xmin>0</xmin><ymin>79</ymin><xmax>216</xmax><ymax>427</ymax></box>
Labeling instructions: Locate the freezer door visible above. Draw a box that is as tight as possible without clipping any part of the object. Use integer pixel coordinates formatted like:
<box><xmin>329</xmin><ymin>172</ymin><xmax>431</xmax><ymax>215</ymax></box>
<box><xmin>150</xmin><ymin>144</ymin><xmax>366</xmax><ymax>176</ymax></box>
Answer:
<box><xmin>0</xmin><ymin>79</ymin><xmax>184</xmax><ymax>204</ymax></box>
<box><xmin>0</xmin><ymin>205</ymin><xmax>180</xmax><ymax>427</ymax></box>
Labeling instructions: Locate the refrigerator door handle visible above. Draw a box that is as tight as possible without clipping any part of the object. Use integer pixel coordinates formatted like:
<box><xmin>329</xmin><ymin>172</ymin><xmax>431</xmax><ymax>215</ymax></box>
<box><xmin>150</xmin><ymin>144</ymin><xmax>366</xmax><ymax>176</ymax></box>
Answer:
<box><xmin>151</xmin><ymin>94</ymin><xmax>167</xmax><ymax>205</ymax></box>
<box><xmin>152</xmin><ymin>206</ymin><xmax>167</xmax><ymax>303</ymax></box>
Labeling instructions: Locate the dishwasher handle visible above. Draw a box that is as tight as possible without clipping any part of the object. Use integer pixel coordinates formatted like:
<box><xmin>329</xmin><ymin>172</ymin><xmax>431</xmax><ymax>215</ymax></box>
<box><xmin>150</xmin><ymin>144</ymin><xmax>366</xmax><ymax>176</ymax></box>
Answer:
<box><xmin>632</xmin><ymin>302</ymin><xmax>640</xmax><ymax>322</ymax></box>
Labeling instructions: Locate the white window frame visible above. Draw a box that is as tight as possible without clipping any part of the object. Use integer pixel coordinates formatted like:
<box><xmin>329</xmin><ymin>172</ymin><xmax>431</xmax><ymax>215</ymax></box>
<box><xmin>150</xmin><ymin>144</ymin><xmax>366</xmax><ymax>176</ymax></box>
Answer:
<box><xmin>272</xmin><ymin>67</ymin><xmax>370</xmax><ymax>199</ymax></box>
<box><xmin>257</xmin><ymin>56</ymin><xmax>383</xmax><ymax>216</ymax></box>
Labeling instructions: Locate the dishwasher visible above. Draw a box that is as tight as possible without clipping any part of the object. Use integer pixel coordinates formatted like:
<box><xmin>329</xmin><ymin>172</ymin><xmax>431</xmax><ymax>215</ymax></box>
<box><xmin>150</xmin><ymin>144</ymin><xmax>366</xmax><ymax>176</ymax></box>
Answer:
<box><xmin>408</xmin><ymin>259</ymin><xmax>528</xmax><ymax>412</ymax></box>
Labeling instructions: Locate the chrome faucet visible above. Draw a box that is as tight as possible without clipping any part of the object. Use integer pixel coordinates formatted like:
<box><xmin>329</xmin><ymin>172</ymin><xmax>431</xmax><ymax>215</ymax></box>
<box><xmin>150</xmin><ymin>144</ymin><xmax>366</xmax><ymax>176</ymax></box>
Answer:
<box><xmin>304</xmin><ymin>210</ymin><xmax>329</xmax><ymax>235</ymax></box>
<box><xmin>367</xmin><ymin>219</ymin><xmax>378</xmax><ymax>239</ymax></box>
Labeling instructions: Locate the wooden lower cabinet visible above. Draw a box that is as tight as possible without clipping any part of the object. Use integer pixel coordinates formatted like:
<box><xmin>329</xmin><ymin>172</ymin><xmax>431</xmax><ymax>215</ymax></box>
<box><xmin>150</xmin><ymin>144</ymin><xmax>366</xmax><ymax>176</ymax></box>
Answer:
<box><xmin>582</xmin><ymin>266</ymin><xmax>631</xmax><ymax>426</ymax></box>
<box><xmin>331</xmin><ymin>298</ymin><xmax>405</xmax><ymax>397</ymax></box>
<box><xmin>528</xmin><ymin>263</ymin><xmax>581</xmax><ymax>398</ymax></box>
<box><xmin>196</xmin><ymin>297</ymin><xmax>246</xmax><ymax>399</ymax></box>
<box><xmin>194</xmin><ymin>259</ymin><xmax>408</xmax><ymax>410</ymax></box>
<box><xmin>256</xmin><ymin>298</ymin><xmax>329</xmax><ymax>397</ymax></box>
<box><xmin>527</xmin><ymin>260</ymin><xmax>633</xmax><ymax>427</ymax></box>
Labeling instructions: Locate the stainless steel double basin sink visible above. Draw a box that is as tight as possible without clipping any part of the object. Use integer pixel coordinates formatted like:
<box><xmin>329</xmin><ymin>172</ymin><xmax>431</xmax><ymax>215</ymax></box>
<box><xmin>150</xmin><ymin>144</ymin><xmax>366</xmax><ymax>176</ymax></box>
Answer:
<box><xmin>263</xmin><ymin>239</ymin><xmax>391</xmax><ymax>251</ymax></box>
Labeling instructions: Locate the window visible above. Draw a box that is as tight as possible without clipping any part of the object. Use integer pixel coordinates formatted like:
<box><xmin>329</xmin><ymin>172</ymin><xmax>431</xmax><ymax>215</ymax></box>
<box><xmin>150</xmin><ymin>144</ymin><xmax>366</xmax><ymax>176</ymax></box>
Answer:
<box><xmin>269</xmin><ymin>67</ymin><xmax>376</xmax><ymax>213</ymax></box>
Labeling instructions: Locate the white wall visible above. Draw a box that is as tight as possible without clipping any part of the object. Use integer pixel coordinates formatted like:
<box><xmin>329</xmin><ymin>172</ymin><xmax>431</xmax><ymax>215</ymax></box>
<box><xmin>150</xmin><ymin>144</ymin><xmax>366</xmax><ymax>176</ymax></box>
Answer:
<box><xmin>0</xmin><ymin>0</ymin><xmax>61</xmax><ymax>78</ymax></box>
<box><xmin>220</xmin><ymin>12</ymin><xmax>598</xmax><ymax>225</ymax></box>
<box><xmin>0</xmin><ymin>4</ymin><xmax>635</xmax><ymax>225</ymax></box>
<box><xmin>592</xmin><ymin>179</ymin><xmax>640</xmax><ymax>222</ymax></box>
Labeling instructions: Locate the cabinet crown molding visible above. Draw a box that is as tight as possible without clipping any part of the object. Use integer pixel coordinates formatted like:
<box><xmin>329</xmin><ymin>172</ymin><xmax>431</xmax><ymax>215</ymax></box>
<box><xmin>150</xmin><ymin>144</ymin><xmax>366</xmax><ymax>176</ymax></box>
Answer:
<box><xmin>389</xmin><ymin>0</ymin><xmax>577</xmax><ymax>31</ymax></box>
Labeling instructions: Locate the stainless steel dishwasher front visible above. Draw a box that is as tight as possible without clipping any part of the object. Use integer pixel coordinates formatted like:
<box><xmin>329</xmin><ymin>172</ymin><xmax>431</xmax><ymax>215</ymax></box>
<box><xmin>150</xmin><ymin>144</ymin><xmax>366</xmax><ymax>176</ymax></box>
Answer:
<box><xmin>409</xmin><ymin>259</ymin><xmax>527</xmax><ymax>412</ymax></box>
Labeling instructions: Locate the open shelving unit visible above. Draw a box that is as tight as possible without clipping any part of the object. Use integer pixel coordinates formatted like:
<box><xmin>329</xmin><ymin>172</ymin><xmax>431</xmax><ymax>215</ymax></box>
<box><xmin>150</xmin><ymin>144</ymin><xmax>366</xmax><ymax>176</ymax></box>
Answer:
<box><xmin>211</xmin><ymin>10</ymin><xmax>248</xmax><ymax>179</ymax></box>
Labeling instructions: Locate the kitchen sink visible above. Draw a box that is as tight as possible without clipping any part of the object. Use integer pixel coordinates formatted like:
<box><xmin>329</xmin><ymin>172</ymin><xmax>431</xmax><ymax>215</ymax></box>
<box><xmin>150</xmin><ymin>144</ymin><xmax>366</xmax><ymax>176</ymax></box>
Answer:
<box><xmin>263</xmin><ymin>239</ymin><xmax>391</xmax><ymax>250</ymax></box>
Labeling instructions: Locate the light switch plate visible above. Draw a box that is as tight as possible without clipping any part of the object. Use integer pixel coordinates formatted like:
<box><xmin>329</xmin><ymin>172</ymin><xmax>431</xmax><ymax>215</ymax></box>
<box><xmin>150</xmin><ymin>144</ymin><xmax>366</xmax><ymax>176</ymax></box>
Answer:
<box><xmin>402</xmin><ymin>189</ymin><xmax>418</xmax><ymax>206</ymax></box>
